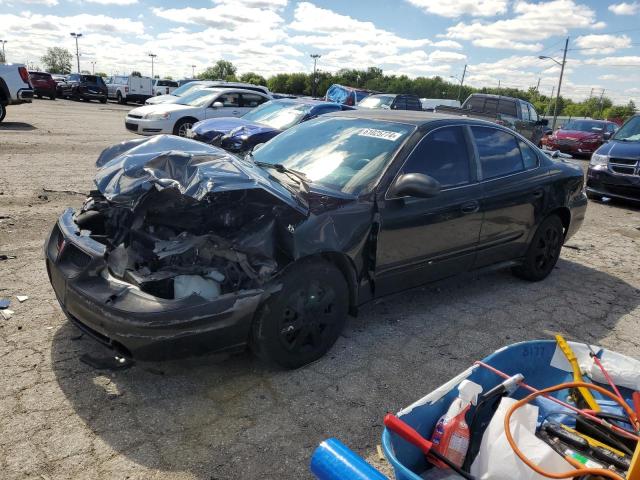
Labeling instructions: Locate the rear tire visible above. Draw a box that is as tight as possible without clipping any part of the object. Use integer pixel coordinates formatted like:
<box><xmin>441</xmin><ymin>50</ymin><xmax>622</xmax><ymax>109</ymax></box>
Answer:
<box><xmin>250</xmin><ymin>259</ymin><xmax>349</xmax><ymax>369</ymax></box>
<box><xmin>512</xmin><ymin>215</ymin><xmax>564</xmax><ymax>282</ymax></box>
<box><xmin>100</xmin><ymin>98</ymin><xmax>107</xmax><ymax>104</ymax></box>
<box><xmin>0</xmin><ymin>103</ymin><xmax>6</xmax><ymax>123</ymax></box>
<box><xmin>117</xmin><ymin>91</ymin><xmax>125</xmax><ymax>105</ymax></box>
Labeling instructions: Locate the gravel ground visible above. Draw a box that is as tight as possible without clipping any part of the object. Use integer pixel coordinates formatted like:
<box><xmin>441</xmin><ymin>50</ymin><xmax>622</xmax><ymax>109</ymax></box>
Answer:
<box><xmin>1</xmin><ymin>99</ymin><xmax>640</xmax><ymax>480</ymax></box>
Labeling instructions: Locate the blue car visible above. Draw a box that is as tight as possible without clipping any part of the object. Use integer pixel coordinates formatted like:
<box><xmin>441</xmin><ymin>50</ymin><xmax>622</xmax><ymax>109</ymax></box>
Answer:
<box><xmin>188</xmin><ymin>98</ymin><xmax>353</xmax><ymax>153</ymax></box>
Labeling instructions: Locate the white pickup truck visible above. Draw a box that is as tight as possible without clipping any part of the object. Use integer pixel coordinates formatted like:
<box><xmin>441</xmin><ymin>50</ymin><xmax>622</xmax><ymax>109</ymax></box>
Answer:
<box><xmin>0</xmin><ymin>63</ymin><xmax>34</xmax><ymax>122</ymax></box>
<box><xmin>105</xmin><ymin>75</ymin><xmax>153</xmax><ymax>104</ymax></box>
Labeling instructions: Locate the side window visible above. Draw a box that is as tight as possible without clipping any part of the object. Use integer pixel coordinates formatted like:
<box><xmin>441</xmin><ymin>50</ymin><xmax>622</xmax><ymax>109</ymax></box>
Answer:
<box><xmin>393</xmin><ymin>97</ymin><xmax>407</xmax><ymax>110</ymax></box>
<box><xmin>219</xmin><ymin>92</ymin><xmax>240</xmax><ymax>107</ymax></box>
<box><xmin>484</xmin><ymin>98</ymin><xmax>499</xmax><ymax>115</ymax></box>
<box><xmin>466</xmin><ymin>96</ymin><xmax>485</xmax><ymax>112</ymax></box>
<box><xmin>607</xmin><ymin>123</ymin><xmax>616</xmax><ymax>133</ymax></box>
<box><xmin>472</xmin><ymin>126</ymin><xmax>525</xmax><ymax>180</ymax></box>
<box><xmin>528</xmin><ymin>104</ymin><xmax>539</xmax><ymax>122</ymax></box>
<box><xmin>498</xmin><ymin>100</ymin><xmax>518</xmax><ymax>118</ymax></box>
<box><xmin>400</xmin><ymin>126</ymin><xmax>472</xmax><ymax>189</ymax></box>
<box><xmin>520</xmin><ymin>101</ymin><xmax>530</xmax><ymax>122</ymax></box>
<box><xmin>241</xmin><ymin>93</ymin><xmax>267</xmax><ymax>108</ymax></box>
<box><xmin>519</xmin><ymin>140</ymin><xmax>539</xmax><ymax>169</ymax></box>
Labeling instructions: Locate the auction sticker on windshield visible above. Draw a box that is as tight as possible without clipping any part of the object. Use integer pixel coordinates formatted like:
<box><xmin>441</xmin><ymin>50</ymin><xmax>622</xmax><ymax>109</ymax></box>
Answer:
<box><xmin>358</xmin><ymin>128</ymin><xmax>403</xmax><ymax>141</ymax></box>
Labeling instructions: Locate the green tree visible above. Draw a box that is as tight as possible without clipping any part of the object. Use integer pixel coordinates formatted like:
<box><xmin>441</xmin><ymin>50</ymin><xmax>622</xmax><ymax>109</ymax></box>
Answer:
<box><xmin>198</xmin><ymin>60</ymin><xmax>237</xmax><ymax>81</ymax></box>
<box><xmin>95</xmin><ymin>72</ymin><xmax>108</xmax><ymax>78</ymax></box>
<box><xmin>40</xmin><ymin>47</ymin><xmax>73</xmax><ymax>74</ymax></box>
<box><xmin>131</xmin><ymin>71</ymin><xmax>142</xmax><ymax>77</ymax></box>
<box><xmin>239</xmin><ymin>72</ymin><xmax>267</xmax><ymax>86</ymax></box>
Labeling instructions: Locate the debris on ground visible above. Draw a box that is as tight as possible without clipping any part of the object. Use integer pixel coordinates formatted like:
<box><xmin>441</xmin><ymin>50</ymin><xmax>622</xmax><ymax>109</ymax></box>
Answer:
<box><xmin>1</xmin><ymin>309</ymin><xmax>14</xmax><ymax>320</ymax></box>
<box><xmin>0</xmin><ymin>254</ymin><xmax>17</xmax><ymax>260</ymax></box>
<box><xmin>0</xmin><ymin>298</ymin><xmax>10</xmax><ymax>309</ymax></box>
<box><xmin>16</xmin><ymin>295</ymin><xmax>28</xmax><ymax>302</ymax></box>
<box><xmin>42</xmin><ymin>187</ymin><xmax>86</xmax><ymax>196</ymax></box>
<box><xmin>79</xmin><ymin>353</ymin><xmax>134</xmax><ymax>371</ymax></box>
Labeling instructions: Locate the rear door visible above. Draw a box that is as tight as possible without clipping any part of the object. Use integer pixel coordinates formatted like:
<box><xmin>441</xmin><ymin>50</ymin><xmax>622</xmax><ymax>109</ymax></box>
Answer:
<box><xmin>240</xmin><ymin>93</ymin><xmax>269</xmax><ymax>113</ymax></box>
<box><xmin>471</xmin><ymin>126</ymin><xmax>549</xmax><ymax>267</ymax></box>
<box><xmin>375</xmin><ymin>125</ymin><xmax>483</xmax><ymax>295</ymax></box>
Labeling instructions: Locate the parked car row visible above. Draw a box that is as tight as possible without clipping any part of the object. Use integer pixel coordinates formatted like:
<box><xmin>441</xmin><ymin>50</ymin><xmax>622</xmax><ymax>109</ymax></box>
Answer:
<box><xmin>542</xmin><ymin>119</ymin><xmax>618</xmax><ymax>157</ymax></box>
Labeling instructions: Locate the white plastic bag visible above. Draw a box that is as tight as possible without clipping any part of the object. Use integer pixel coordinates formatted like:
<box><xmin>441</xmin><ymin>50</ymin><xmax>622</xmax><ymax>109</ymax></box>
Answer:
<box><xmin>470</xmin><ymin>397</ymin><xmax>572</xmax><ymax>479</ymax></box>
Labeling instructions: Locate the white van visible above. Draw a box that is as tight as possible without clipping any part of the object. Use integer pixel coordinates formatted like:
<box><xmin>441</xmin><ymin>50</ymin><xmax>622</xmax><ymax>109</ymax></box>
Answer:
<box><xmin>106</xmin><ymin>75</ymin><xmax>154</xmax><ymax>104</ymax></box>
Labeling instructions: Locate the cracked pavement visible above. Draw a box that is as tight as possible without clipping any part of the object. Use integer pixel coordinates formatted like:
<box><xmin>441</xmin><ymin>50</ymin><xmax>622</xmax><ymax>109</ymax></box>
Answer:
<box><xmin>1</xmin><ymin>100</ymin><xmax>639</xmax><ymax>479</ymax></box>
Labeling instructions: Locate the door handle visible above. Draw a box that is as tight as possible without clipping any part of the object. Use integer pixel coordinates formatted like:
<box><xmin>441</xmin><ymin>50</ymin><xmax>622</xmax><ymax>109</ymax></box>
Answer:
<box><xmin>461</xmin><ymin>201</ymin><xmax>479</xmax><ymax>214</ymax></box>
<box><xmin>532</xmin><ymin>188</ymin><xmax>544</xmax><ymax>198</ymax></box>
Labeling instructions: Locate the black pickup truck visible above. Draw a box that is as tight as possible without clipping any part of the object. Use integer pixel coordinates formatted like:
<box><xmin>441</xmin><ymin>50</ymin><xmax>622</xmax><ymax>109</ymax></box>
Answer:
<box><xmin>436</xmin><ymin>93</ymin><xmax>548</xmax><ymax>146</ymax></box>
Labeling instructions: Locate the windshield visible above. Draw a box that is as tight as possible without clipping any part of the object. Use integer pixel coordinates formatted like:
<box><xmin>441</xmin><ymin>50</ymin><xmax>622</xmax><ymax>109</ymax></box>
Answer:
<box><xmin>562</xmin><ymin>120</ymin><xmax>606</xmax><ymax>132</ymax></box>
<box><xmin>613</xmin><ymin>116</ymin><xmax>640</xmax><ymax>142</ymax></box>
<box><xmin>358</xmin><ymin>95</ymin><xmax>395</xmax><ymax>109</ymax></box>
<box><xmin>172</xmin><ymin>82</ymin><xmax>207</xmax><ymax>97</ymax></box>
<box><xmin>250</xmin><ymin>117</ymin><xmax>414</xmax><ymax>194</ymax></box>
<box><xmin>176</xmin><ymin>89</ymin><xmax>221</xmax><ymax>107</ymax></box>
<box><xmin>242</xmin><ymin>101</ymin><xmax>310</xmax><ymax>130</ymax></box>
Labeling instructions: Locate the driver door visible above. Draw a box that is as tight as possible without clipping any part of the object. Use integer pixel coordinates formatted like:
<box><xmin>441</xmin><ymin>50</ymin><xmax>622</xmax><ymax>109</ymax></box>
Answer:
<box><xmin>206</xmin><ymin>92</ymin><xmax>241</xmax><ymax>119</ymax></box>
<box><xmin>375</xmin><ymin>126</ymin><xmax>484</xmax><ymax>296</ymax></box>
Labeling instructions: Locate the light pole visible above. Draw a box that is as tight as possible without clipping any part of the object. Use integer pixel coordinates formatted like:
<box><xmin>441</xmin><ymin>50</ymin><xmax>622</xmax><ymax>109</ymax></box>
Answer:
<box><xmin>0</xmin><ymin>40</ymin><xmax>7</xmax><ymax>64</ymax></box>
<box><xmin>191</xmin><ymin>64</ymin><xmax>196</xmax><ymax>78</ymax></box>
<box><xmin>539</xmin><ymin>37</ymin><xmax>568</xmax><ymax>130</ymax></box>
<box><xmin>70</xmin><ymin>32</ymin><xmax>82</xmax><ymax>73</ymax></box>
<box><xmin>148</xmin><ymin>53</ymin><xmax>157</xmax><ymax>78</ymax></box>
<box><xmin>310</xmin><ymin>53</ymin><xmax>321</xmax><ymax>98</ymax></box>
<box><xmin>450</xmin><ymin>64</ymin><xmax>467</xmax><ymax>103</ymax></box>
<box><xmin>90</xmin><ymin>61</ymin><xmax>96</xmax><ymax>74</ymax></box>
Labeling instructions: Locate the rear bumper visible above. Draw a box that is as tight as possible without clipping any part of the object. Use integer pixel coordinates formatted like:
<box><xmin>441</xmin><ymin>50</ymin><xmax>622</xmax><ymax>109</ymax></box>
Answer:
<box><xmin>9</xmin><ymin>88</ymin><xmax>34</xmax><ymax>104</ymax></box>
<box><xmin>45</xmin><ymin>209</ymin><xmax>265</xmax><ymax>360</ymax></box>
<box><xmin>587</xmin><ymin>166</ymin><xmax>640</xmax><ymax>202</ymax></box>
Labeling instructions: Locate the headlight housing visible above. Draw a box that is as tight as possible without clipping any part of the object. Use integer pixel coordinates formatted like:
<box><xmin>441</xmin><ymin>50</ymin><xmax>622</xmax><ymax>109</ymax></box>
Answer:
<box><xmin>144</xmin><ymin>112</ymin><xmax>170</xmax><ymax>120</ymax></box>
<box><xmin>590</xmin><ymin>153</ymin><xmax>608</xmax><ymax>166</ymax></box>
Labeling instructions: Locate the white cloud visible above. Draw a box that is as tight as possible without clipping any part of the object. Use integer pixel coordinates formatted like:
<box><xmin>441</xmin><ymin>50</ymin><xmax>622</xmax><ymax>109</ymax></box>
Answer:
<box><xmin>444</xmin><ymin>0</ymin><xmax>601</xmax><ymax>51</ymax></box>
<box><xmin>84</xmin><ymin>0</ymin><xmax>138</xmax><ymax>5</ymax></box>
<box><xmin>10</xmin><ymin>0</ymin><xmax>58</xmax><ymax>6</ymax></box>
<box><xmin>608</xmin><ymin>2</ymin><xmax>639</xmax><ymax>15</ymax></box>
<box><xmin>432</xmin><ymin>40</ymin><xmax>463</xmax><ymax>49</ymax></box>
<box><xmin>574</xmin><ymin>34</ymin><xmax>631</xmax><ymax>54</ymax></box>
<box><xmin>583</xmin><ymin>55</ymin><xmax>640</xmax><ymax>67</ymax></box>
<box><xmin>405</xmin><ymin>0</ymin><xmax>508</xmax><ymax>18</ymax></box>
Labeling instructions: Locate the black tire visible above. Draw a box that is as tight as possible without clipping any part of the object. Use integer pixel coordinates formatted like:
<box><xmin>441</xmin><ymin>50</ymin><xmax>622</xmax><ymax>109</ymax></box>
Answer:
<box><xmin>250</xmin><ymin>259</ymin><xmax>349</xmax><ymax>369</ymax></box>
<box><xmin>173</xmin><ymin>118</ymin><xmax>196</xmax><ymax>137</ymax></box>
<box><xmin>0</xmin><ymin>103</ymin><xmax>6</xmax><ymax>123</ymax></box>
<box><xmin>117</xmin><ymin>91</ymin><xmax>125</xmax><ymax>104</ymax></box>
<box><xmin>512</xmin><ymin>215</ymin><xmax>564</xmax><ymax>282</ymax></box>
<box><xmin>100</xmin><ymin>98</ymin><xmax>107</xmax><ymax>104</ymax></box>
<box><xmin>37</xmin><ymin>94</ymin><xmax>42</xmax><ymax>99</ymax></box>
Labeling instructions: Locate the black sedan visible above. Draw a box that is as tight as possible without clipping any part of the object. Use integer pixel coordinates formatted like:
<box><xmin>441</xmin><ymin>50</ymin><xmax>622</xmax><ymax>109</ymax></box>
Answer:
<box><xmin>587</xmin><ymin>114</ymin><xmax>640</xmax><ymax>203</ymax></box>
<box><xmin>66</xmin><ymin>73</ymin><xmax>107</xmax><ymax>103</ymax></box>
<box><xmin>45</xmin><ymin>111</ymin><xmax>587</xmax><ymax>368</ymax></box>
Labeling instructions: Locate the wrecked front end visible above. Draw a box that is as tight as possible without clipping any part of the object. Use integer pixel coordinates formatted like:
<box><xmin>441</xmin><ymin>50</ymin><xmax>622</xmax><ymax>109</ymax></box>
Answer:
<box><xmin>46</xmin><ymin>135</ymin><xmax>307</xmax><ymax>360</ymax></box>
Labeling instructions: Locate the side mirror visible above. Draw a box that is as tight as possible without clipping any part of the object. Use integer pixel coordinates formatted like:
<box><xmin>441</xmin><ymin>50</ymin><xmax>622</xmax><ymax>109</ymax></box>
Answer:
<box><xmin>603</xmin><ymin>132</ymin><xmax>612</xmax><ymax>140</ymax></box>
<box><xmin>212</xmin><ymin>101</ymin><xmax>224</xmax><ymax>109</ymax></box>
<box><xmin>389</xmin><ymin>173</ymin><xmax>441</xmax><ymax>198</ymax></box>
<box><xmin>537</xmin><ymin>118</ymin><xmax>549</xmax><ymax>126</ymax></box>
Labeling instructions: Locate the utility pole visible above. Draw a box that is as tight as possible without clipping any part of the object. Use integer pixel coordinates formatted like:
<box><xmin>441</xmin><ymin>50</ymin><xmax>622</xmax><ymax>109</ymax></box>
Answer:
<box><xmin>551</xmin><ymin>37</ymin><xmax>569</xmax><ymax>130</ymax></box>
<box><xmin>310</xmin><ymin>54</ymin><xmax>321</xmax><ymax>98</ymax></box>
<box><xmin>70</xmin><ymin>32</ymin><xmax>83</xmax><ymax>73</ymax></box>
<box><xmin>597</xmin><ymin>89</ymin><xmax>606</xmax><ymax>119</ymax></box>
<box><xmin>585</xmin><ymin>87</ymin><xmax>594</xmax><ymax>118</ymax></box>
<box><xmin>456</xmin><ymin>64</ymin><xmax>467</xmax><ymax>103</ymax></box>
<box><xmin>0</xmin><ymin>40</ymin><xmax>6</xmax><ymax>64</ymax></box>
<box><xmin>148</xmin><ymin>53</ymin><xmax>157</xmax><ymax>78</ymax></box>
<box><xmin>191</xmin><ymin>64</ymin><xmax>196</xmax><ymax>78</ymax></box>
<box><xmin>91</xmin><ymin>61</ymin><xmax>96</xmax><ymax>74</ymax></box>
<box><xmin>535</xmin><ymin>77</ymin><xmax>541</xmax><ymax>93</ymax></box>
<box><xmin>544</xmin><ymin>86</ymin><xmax>555</xmax><ymax>118</ymax></box>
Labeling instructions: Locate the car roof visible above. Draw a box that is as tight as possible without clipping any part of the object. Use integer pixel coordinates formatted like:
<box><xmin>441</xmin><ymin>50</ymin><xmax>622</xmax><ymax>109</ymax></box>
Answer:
<box><xmin>273</xmin><ymin>98</ymin><xmax>341</xmax><ymax>106</ymax></box>
<box><xmin>328</xmin><ymin>109</ymin><xmax>479</xmax><ymax>126</ymax></box>
<box><xmin>468</xmin><ymin>93</ymin><xmax>526</xmax><ymax>102</ymax></box>
<box><xmin>201</xmin><ymin>87</ymin><xmax>270</xmax><ymax>95</ymax></box>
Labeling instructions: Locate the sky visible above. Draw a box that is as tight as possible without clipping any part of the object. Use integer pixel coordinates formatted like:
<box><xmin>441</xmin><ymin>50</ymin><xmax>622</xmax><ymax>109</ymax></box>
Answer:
<box><xmin>0</xmin><ymin>0</ymin><xmax>639</xmax><ymax>105</ymax></box>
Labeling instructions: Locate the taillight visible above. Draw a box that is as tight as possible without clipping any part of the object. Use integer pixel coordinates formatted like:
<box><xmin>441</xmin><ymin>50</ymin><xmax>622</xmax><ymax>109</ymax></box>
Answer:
<box><xmin>18</xmin><ymin>67</ymin><xmax>30</xmax><ymax>85</ymax></box>
<box><xmin>125</xmin><ymin>86</ymin><xmax>129</xmax><ymax>93</ymax></box>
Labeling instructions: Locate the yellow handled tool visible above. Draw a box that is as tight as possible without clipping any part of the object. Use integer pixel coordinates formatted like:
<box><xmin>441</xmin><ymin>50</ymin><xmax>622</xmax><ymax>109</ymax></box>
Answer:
<box><xmin>555</xmin><ymin>334</ymin><xmax>601</xmax><ymax>412</ymax></box>
<box><xmin>628</xmin><ymin>441</ymin><xmax>640</xmax><ymax>480</ymax></box>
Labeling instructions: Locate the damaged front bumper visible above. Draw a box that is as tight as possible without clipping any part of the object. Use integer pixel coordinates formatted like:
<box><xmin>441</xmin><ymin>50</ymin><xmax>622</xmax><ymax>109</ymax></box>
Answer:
<box><xmin>45</xmin><ymin>209</ymin><xmax>266</xmax><ymax>360</ymax></box>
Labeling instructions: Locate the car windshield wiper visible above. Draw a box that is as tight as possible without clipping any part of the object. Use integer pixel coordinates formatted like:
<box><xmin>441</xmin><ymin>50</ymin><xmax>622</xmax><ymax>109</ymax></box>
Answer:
<box><xmin>253</xmin><ymin>160</ymin><xmax>311</xmax><ymax>193</ymax></box>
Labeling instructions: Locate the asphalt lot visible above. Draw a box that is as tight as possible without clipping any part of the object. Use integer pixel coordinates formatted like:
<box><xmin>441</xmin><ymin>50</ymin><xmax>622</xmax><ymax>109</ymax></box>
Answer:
<box><xmin>1</xmin><ymin>99</ymin><xmax>640</xmax><ymax>480</ymax></box>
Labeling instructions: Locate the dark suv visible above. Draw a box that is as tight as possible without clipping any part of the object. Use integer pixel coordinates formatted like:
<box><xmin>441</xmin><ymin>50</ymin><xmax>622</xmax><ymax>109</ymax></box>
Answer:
<box><xmin>67</xmin><ymin>74</ymin><xmax>107</xmax><ymax>103</ymax></box>
<box><xmin>587</xmin><ymin>114</ymin><xmax>640</xmax><ymax>203</ymax></box>
<box><xmin>438</xmin><ymin>94</ymin><xmax>548</xmax><ymax>146</ymax></box>
<box><xmin>358</xmin><ymin>94</ymin><xmax>422</xmax><ymax>111</ymax></box>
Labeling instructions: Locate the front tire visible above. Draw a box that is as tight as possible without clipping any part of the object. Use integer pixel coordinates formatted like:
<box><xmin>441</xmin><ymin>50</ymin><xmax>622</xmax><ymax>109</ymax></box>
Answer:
<box><xmin>512</xmin><ymin>215</ymin><xmax>564</xmax><ymax>281</ymax></box>
<box><xmin>250</xmin><ymin>259</ymin><xmax>349</xmax><ymax>369</ymax></box>
<box><xmin>173</xmin><ymin>118</ymin><xmax>195</xmax><ymax>137</ymax></box>
<box><xmin>117</xmin><ymin>91</ymin><xmax>125</xmax><ymax>104</ymax></box>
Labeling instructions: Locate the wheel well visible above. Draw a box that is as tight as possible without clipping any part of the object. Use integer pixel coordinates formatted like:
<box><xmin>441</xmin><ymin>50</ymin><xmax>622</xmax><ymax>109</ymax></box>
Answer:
<box><xmin>548</xmin><ymin>207</ymin><xmax>571</xmax><ymax>236</ymax></box>
<box><xmin>318</xmin><ymin>252</ymin><xmax>359</xmax><ymax>316</ymax></box>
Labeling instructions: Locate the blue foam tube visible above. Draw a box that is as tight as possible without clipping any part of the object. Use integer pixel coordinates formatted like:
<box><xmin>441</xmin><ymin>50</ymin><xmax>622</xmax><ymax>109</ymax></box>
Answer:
<box><xmin>310</xmin><ymin>438</ymin><xmax>389</xmax><ymax>480</ymax></box>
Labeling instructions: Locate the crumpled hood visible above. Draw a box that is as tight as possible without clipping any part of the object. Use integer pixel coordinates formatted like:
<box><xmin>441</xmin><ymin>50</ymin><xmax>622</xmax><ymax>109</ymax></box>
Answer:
<box><xmin>93</xmin><ymin>135</ymin><xmax>308</xmax><ymax>214</ymax></box>
<box><xmin>191</xmin><ymin>117</ymin><xmax>281</xmax><ymax>146</ymax></box>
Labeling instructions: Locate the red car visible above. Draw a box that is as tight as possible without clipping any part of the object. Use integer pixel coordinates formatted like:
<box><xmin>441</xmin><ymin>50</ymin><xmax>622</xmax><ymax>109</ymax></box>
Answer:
<box><xmin>545</xmin><ymin>119</ymin><xmax>618</xmax><ymax>157</ymax></box>
<box><xmin>29</xmin><ymin>71</ymin><xmax>57</xmax><ymax>100</ymax></box>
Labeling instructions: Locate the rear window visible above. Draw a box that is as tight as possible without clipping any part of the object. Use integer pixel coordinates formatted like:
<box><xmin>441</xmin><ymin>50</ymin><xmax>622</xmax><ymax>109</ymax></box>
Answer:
<box><xmin>157</xmin><ymin>80</ymin><xmax>178</xmax><ymax>87</ymax></box>
<box><xmin>81</xmin><ymin>75</ymin><xmax>104</xmax><ymax>86</ymax></box>
<box><xmin>30</xmin><ymin>72</ymin><xmax>51</xmax><ymax>80</ymax></box>
<box><xmin>497</xmin><ymin>100</ymin><xmax>517</xmax><ymax>118</ymax></box>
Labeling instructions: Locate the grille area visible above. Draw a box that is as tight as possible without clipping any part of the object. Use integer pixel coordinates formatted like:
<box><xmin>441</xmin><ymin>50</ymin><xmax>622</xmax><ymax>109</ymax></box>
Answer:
<box><xmin>125</xmin><ymin>122</ymin><xmax>139</xmax><ymax>131</ymax></box>
<box><xmin>609</xmin><ymin>157</ymin><xmax>639</xmax><ymax>176</ymax></box>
